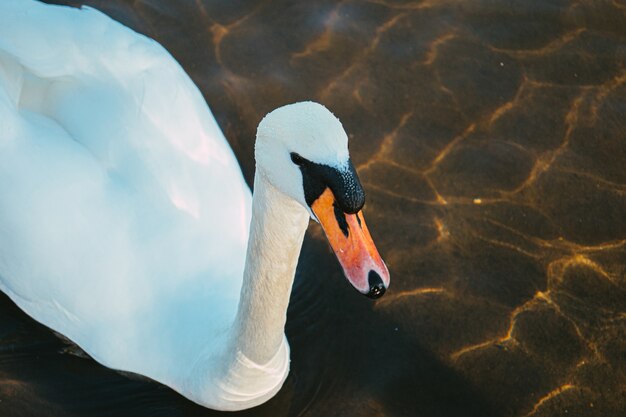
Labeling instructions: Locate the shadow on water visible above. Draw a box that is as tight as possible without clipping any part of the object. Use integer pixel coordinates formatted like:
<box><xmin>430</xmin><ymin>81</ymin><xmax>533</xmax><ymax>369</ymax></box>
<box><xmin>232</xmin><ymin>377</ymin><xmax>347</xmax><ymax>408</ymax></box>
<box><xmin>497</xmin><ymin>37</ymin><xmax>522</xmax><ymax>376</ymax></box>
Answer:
<box><xmin>283</xmin><ymin>234</ymin><xmax>498</xmax><ymax>417</ymax></box>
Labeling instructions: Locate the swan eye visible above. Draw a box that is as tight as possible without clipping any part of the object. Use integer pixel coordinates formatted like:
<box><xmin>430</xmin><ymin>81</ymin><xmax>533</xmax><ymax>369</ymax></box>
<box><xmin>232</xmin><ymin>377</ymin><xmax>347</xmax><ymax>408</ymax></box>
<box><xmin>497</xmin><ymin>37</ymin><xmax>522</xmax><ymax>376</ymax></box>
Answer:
<box><xmin>290</xmin><ymin>152</ymin><xmax>305</xmax><ymax>166</ymax></box>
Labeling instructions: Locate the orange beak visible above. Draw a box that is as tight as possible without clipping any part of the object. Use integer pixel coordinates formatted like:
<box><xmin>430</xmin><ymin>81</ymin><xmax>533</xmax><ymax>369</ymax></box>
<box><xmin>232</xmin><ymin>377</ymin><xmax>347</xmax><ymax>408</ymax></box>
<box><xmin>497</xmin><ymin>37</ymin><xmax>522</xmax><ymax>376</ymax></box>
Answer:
<box><xmin>311</xmin><ymin>188</ymin><xmax>390</xmax><ymax>298</ymax></box>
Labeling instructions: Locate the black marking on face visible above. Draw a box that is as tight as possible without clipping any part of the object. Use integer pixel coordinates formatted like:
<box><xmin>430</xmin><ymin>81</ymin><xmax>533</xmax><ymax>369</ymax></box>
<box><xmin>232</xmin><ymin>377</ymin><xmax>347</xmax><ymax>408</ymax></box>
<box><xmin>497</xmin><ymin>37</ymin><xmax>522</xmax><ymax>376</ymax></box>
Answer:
<box><xmin>356</xmin><ymin>212</ymin><xmax>362</xmax><ymax>229</ymax></box>
<box><xmin>291</xmin><ymin>152</ymin><xmax>365</xmax><ymax>214</ymax></box>
<box><xmin>290</xmin><ymin>152</ymin><xmax>305</xmax><ymax>166</ymax></box>
<box><xmin>333</xmin><ymin>202</ymin><xmax>349</xmax><ymax>237</ymax></box>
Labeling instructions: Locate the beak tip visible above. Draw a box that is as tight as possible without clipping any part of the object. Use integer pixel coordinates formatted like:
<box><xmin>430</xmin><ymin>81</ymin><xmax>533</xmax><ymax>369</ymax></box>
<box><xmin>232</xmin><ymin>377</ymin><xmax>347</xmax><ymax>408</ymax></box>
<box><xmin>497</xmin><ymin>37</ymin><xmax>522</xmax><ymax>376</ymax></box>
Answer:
<box><xmin>367</xmin><ymin>283</ymin><xmax>386</xmax><ymax>299</ymax></box>
<box><xmin>366</xmin><ymin>270</ymin><xmax>387</xmax><ymax>299</ymax></box>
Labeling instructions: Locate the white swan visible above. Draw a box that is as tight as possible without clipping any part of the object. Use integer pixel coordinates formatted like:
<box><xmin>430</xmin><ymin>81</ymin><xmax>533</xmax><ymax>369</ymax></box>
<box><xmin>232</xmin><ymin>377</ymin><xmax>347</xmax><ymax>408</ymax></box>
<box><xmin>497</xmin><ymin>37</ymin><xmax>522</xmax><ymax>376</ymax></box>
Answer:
<box><xmin>0</xmin><ymin>0</ymin><xmax>389</xmax><ymax>411</ymax></box>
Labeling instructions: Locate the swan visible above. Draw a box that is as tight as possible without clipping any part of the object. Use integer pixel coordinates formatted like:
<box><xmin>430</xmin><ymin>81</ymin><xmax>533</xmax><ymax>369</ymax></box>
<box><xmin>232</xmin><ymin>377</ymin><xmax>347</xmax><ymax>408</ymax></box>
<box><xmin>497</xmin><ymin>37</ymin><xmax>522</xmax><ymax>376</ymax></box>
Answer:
<box><xmin>0</xmin><ymin>0</ymin><xmax>390</xmax><ymax>411</ymax></box>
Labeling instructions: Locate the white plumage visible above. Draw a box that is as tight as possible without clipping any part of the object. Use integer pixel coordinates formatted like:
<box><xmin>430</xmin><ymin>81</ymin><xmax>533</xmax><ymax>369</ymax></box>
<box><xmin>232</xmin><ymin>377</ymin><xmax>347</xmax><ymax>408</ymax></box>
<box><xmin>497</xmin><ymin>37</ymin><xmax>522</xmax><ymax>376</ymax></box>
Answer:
<box><xmin>0</xmin><ymin>0</ymin><xmax>376</xmax><ymax>410</ymax></box>
<box><xmin>0</xmin><ymin>0</ymin><xmax>257</xmax><ymax>409</ymax></box>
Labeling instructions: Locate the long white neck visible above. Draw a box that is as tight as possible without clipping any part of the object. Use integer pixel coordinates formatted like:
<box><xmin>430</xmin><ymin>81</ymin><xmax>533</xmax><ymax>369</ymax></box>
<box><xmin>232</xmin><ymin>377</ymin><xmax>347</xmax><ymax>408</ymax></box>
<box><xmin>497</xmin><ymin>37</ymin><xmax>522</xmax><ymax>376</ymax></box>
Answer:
<box><xmin>230</xmin><ymin>171</ymin><xmax>310</xmax><ymax>364</ymax></box>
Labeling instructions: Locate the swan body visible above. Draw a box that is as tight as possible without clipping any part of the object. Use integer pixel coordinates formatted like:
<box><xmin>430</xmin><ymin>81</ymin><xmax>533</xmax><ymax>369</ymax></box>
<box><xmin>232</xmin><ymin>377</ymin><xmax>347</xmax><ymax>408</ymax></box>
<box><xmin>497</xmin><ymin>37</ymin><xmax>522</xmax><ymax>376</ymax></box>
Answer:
<box><xmin>0</xmin><ymin>0</ymin><xmax>389</xmax><ymax>410</ymax></box>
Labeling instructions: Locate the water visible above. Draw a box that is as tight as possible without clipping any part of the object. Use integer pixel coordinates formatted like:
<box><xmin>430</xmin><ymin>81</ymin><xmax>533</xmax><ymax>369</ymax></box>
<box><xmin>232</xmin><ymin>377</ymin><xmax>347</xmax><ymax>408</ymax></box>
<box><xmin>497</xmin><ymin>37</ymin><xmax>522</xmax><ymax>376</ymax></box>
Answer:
<box><xmin>2</xmin><ymin>0</ymin><xmax>625</xmax><ymax>415</ymax></box>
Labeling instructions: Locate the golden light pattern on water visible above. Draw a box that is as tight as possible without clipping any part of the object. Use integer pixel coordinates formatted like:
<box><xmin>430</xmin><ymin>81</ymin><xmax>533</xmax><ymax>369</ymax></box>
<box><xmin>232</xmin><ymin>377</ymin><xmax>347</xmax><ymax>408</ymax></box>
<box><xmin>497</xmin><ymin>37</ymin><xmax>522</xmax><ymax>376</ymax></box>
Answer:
<box><xmin>2</xmin><ymin>0</ymin><xmax>624</xmax><ymax>416</ymax></box>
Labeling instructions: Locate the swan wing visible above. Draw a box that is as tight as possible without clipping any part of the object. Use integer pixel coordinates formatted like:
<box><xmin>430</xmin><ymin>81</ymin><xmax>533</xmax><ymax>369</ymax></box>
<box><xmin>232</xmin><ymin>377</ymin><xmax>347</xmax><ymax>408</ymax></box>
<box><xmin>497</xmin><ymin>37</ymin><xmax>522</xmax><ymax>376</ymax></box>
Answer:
<box><xmin>0</xmin><ymin>0</ymin><xmax>251</xmax><ymax>386</ymax></box>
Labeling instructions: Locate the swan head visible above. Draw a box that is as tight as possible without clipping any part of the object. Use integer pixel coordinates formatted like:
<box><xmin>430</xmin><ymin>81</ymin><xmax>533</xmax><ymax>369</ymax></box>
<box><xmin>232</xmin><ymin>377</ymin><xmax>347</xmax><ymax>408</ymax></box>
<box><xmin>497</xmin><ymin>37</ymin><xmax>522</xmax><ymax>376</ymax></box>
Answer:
<box><xmin>256</xmin><ymin>101</ymin><xmax>390</xmax><ymax>298</ymax></box>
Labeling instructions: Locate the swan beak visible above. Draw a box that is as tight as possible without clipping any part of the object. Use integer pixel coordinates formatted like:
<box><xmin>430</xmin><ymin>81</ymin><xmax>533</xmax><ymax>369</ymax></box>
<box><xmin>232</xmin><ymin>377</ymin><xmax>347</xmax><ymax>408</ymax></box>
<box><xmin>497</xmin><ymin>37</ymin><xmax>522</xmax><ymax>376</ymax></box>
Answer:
<box><xmin>311</xmin><ymin>188</ymin><xmax>390</xmax><ymax>298</ymax></box>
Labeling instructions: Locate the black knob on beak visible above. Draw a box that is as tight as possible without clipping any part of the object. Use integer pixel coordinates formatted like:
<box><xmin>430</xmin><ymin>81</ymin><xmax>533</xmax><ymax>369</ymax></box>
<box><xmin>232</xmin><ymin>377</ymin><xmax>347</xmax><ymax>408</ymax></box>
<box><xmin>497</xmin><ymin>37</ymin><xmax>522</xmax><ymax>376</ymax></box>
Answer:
<box><xmin>367</xmin><ymin>270</ymin><xmax>386</xmax><ymax>299</ymax></box>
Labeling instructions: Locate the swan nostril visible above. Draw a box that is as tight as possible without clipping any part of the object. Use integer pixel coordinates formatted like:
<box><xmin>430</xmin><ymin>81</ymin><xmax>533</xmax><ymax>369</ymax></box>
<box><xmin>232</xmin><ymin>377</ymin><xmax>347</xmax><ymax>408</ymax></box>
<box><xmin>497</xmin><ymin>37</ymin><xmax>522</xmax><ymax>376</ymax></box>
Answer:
<box><xmin>366</xmin><ymin>270</ymin><xmax>386</xmax><ymax>299</ymax></box>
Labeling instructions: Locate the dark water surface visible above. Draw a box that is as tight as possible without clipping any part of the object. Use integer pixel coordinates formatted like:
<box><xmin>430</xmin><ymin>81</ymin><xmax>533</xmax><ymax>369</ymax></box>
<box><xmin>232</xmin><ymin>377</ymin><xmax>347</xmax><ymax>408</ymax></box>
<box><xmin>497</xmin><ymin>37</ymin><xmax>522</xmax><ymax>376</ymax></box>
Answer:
<box><xmin>2</xmin><ymin>0</ymin><xmax>625</xmax><ymax>416</ymax></box>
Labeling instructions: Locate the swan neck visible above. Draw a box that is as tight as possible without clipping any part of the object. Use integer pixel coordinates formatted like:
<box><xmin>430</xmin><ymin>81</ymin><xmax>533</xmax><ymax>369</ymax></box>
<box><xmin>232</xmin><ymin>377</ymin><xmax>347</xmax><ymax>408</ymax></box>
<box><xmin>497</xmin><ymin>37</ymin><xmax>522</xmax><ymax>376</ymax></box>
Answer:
<box><xmin>231</xmin><ymin>172</ymin><xmax>309</xmax><ymax>364</ymax></box>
